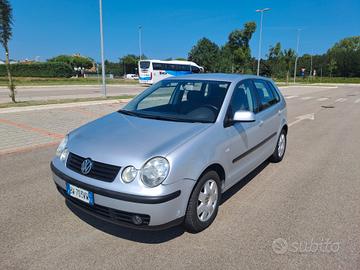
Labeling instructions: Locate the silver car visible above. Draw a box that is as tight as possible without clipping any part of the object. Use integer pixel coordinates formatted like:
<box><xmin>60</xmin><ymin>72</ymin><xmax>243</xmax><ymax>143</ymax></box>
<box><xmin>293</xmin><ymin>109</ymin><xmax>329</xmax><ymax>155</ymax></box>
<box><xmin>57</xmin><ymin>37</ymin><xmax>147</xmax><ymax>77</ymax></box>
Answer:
<box><xmin>51</xmin><ymin>74</ymin><xmax>287</xmax><ymax>233</ymax></box>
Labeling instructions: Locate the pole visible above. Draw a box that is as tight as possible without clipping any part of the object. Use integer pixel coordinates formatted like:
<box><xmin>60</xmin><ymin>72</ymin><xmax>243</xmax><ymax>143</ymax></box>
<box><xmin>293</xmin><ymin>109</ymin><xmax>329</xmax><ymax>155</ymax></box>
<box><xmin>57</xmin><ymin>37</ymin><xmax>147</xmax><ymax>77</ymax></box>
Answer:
<box><xmin>232</xmin><ymin>54</ymin><xmax>234</xmax><ymax>73</ymax></box>
<box><xmin>310</xmin><ymin>53</ymin><xmax>313</xmax><ymax>80</ymax></box>
<box><xmin>256</xmin><ymin>11</ymin><xmax>263</xmax><ymax>76</ymax></box>
<box><xmin>293</xmin><ymin>29</ymin><xmax>301</xmax><ymax>83</ymax></box>
<box><xmin>139</xmin><ymin>26</ymin><xmax>142</xmax><ymax>60</ymax></box>
<box><xmin>320</xmin><ymin>66</ymin><xmax>323</xmax><ymax>83</ymax></box>
<box><xmin>99</xmin><ymin>0</ymin><xmax>106</xmax><ymax>96</ymax></box>
<box><xmin>256</xmin><ymin>8</ymin><xmax>270</xmax><ymax>76</ymax></box>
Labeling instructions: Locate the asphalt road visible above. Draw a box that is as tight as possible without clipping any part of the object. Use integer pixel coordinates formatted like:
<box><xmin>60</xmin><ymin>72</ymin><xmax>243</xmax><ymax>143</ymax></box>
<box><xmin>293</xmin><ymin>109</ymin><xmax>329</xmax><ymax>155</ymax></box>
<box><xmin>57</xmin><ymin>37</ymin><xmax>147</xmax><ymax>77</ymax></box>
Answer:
<box><xmin>1</xmin><ymin>85</ymin><xmax>360</xmax><ymax>269</ymax></box>
<box><xmin>0</xmin><ymin>84</ymin><xmax>144</xmax><ymax>103</ymax></box>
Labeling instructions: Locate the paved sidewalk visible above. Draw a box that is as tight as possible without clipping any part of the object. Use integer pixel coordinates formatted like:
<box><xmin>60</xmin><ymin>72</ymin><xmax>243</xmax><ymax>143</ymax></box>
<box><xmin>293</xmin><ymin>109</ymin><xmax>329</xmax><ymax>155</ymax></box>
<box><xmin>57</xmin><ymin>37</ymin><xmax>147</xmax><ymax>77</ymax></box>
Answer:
<box><xmin>0</xmin><ymin>101</ymin><xmax>124</xmax><ymax>155</ymax></box>
<box><xmin>0</xmin><ymin>84</ymin><xmax>144</xmax><ymax>103</ymax></box>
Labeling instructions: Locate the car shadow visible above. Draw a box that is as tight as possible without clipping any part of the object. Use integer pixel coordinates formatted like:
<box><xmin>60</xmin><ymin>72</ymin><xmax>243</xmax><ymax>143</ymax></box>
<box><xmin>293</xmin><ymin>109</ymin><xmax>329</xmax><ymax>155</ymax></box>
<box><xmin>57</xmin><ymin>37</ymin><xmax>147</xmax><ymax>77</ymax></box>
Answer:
<box><xmin>65</xmin><ymin>160</ymin><xmax>270</xmax><ymax>244</ymax></box>
<box><xmin>220</xmin><ymin>160</ymin><xmax>270</xmax><ymax>205</ymax></box>
<box><xmin>65</xmin><ymin>200</ymin><xmax>185</xmax><ymax>244</ymax></box>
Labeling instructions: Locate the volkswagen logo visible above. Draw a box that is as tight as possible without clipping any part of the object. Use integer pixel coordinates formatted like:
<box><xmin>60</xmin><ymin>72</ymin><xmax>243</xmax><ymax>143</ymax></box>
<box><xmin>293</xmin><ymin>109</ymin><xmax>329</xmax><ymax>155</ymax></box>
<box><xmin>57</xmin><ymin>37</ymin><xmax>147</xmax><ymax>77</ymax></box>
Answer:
<box><xmin>81</xmin><ymin>159</ymin><xmax>93</xmax><ymax>175</ymax></box>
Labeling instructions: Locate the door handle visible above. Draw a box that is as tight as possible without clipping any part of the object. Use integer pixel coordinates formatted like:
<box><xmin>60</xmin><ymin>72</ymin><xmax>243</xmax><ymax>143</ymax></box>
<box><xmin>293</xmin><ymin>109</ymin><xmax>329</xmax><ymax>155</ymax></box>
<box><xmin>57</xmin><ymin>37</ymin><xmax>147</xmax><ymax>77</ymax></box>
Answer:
<box><xmin>258</xmin><ymin>120</ymin><xmax>264</xmax><ymax>127</ymax></box>
<box><xmin>278</xmin><ymin>110</ymin><xmax>282</xmax><ymax>116</ymax></box>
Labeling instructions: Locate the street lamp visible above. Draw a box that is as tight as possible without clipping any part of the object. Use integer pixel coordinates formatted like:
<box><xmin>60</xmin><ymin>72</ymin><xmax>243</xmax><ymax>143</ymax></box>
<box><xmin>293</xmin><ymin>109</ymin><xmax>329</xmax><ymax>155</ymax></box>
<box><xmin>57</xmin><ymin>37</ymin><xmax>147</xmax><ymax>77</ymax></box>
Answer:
<box><xmin>99</xmin><ymin>0</ymin><xmax>106</xmax><ymax>97</ymax></box>
<box><xmin>139</xmin><ymin>25</ymin><xmax>142</xmax><ymax>60</ymax></box>
<box><xmin>256</xmin><ymin>8</ymin><xmax>271</xmax><ymax>76</ymax></box>
<box><xmin>293</xmin><ymin>29</ymin><xmax>301</xmax><ymax>83</ymax></box>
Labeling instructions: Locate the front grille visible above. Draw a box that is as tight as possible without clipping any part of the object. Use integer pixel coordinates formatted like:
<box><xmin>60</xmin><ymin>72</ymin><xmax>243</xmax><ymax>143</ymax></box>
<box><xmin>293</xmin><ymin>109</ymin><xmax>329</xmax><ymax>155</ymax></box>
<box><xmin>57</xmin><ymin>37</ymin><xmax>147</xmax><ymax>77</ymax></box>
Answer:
<box><xmin>57</xmin><ymin>186</ymin><xmax>150</xmax><ymax>225</ymax></box>
<box><xmin>66</xmin><ymin>152</ymin><xmax>121</xmax><ymax>182</ymax></box>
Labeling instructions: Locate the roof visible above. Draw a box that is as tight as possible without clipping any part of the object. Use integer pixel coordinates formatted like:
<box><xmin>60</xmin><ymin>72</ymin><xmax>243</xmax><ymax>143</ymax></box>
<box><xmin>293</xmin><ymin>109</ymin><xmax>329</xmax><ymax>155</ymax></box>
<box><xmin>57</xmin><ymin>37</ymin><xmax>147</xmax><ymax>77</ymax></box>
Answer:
<box><xmin>166</xmin><ymin>73</ymin><xmax>271</xmax><ymax>83</ymax></box>
<box><xmin>140</xmin><ymin>59</ymin><xmax>201</xmax><ymax>67</ymax></box>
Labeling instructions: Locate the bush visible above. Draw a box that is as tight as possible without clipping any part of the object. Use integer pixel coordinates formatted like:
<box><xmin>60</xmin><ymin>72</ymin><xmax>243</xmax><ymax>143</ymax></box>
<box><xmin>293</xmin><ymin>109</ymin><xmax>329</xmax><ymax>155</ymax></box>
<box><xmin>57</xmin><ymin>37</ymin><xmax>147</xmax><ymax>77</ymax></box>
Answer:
<box><xmin>0</xmin><ymin>62</ymin><xmax>74</xmax><ymax>77</ymax></box>
<box><xmin>48</xmin><ymin>55</ymin><xmax>94</xmax><ymax>69</ymax></box>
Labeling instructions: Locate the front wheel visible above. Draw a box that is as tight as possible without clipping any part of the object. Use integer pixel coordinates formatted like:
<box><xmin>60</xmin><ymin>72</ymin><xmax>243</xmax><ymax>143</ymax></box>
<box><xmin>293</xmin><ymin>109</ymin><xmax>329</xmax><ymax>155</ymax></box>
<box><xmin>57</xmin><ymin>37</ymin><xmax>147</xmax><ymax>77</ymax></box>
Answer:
<box><xmin>269</xmin><ymin>129</ymin><xmax>287</xmax><ymax>163</ymax></box>
<box><xmin>183</xmin><ymin>171</ymin><xmax>221</xmax><ymax>233</ymax></box>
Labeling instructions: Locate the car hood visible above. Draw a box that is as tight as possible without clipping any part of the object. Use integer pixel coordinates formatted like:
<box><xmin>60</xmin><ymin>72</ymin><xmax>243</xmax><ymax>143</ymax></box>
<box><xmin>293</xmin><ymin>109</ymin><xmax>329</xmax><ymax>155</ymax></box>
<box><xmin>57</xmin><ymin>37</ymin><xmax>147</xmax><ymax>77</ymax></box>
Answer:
<box><xmin>67</xmin><ymin>112</ymin><xmax>211</xmax><ymax>167</ymax></box>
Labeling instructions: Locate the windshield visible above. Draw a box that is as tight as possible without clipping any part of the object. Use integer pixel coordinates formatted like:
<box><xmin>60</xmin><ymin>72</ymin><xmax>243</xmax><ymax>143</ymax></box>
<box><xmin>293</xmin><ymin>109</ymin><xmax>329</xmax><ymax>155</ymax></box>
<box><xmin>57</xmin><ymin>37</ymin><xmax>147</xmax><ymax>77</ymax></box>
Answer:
<box><xmin>121</xmin><ymin>80</ymin><xmax>231</xmax><ymax>123</ymax></box>
<box><xmin>139</xmin><ymin>61</ymin><xmax>150</xmax><ymax>69</ymax></box>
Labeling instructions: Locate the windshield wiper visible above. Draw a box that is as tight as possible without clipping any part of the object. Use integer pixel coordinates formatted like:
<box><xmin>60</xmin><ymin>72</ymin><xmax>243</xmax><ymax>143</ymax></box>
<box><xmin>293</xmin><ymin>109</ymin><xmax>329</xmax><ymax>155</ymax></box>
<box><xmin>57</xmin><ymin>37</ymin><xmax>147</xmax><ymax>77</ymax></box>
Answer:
<box><xmin>118</xmin><ymin>109</ymin><xmax>142</xmax><ymax>117</ymax></box>
<box><xmin>118</xmin><ymin>110</ymin><xmax>169</xmax><ymax>120</ymax></box>
<box><xmin>118</xmin><ymin>110</ymin><xmax>211</xmax><ymax>123</ymax></box>
<box><xmin>141</xmin><ymin>114</ymin><xmax>211</xmax><ymax>123</ymax></box>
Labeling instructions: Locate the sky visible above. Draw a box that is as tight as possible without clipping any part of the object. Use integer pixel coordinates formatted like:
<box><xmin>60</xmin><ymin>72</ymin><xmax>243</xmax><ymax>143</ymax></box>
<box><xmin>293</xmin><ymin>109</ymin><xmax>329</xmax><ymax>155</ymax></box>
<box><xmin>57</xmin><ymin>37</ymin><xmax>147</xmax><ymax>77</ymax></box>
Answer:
<box><xmin>4</xmin><ymin>0</ymin><xmax>360</xmax><ymax>62</ymax></box>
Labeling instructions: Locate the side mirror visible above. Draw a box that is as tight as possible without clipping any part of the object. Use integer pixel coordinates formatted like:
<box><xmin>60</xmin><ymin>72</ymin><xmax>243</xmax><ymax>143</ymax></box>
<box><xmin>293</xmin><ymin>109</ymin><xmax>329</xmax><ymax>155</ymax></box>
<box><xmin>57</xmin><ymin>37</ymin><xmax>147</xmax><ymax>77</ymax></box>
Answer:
<box><xmin>233</xmin><ymin>110</ymin><xmax>256</xmax><ymax>122</ymax></box>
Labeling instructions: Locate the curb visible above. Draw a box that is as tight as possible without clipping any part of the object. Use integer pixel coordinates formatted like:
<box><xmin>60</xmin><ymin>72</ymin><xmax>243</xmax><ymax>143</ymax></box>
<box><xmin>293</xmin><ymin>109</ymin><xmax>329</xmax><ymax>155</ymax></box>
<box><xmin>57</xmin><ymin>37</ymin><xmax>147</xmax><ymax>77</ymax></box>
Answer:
<box><xmin>279</xmin><ymin>85</ymin><xmax>338</xmax><ymax>89</ymax></box>
<box><xmin>0</xmin><ymin>84</ymin><xmax>142</xmax><ymax>89</ymax></box>
<box><xmin>0</xmin><ymin>99</ymin><xmax>131</xmax><ymax>114</ymax></box>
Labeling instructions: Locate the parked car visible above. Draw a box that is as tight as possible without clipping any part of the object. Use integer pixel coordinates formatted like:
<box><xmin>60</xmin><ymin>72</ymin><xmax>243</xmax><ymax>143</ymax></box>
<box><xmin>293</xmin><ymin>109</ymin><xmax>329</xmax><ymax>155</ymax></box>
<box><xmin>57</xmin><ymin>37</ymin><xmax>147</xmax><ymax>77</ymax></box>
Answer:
<box><xmin>51</xmin><ymin>74</ymin><xmax>287</xmax><ymax>233</ymax></box>
<box><xmin>125</xmin><ymin>74</ymin><xmax>139</xmax><ymax>80</ymax></box>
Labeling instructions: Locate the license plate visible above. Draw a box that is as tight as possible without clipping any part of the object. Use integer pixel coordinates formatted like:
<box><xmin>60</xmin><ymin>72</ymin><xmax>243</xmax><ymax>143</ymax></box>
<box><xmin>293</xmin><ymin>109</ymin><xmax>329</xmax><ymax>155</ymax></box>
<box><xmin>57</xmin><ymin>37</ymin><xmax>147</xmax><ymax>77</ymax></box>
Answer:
<box><xmin>66</xmin><ymin>183</ymin><xmax>94</xmax><ymax>205</ymax></box>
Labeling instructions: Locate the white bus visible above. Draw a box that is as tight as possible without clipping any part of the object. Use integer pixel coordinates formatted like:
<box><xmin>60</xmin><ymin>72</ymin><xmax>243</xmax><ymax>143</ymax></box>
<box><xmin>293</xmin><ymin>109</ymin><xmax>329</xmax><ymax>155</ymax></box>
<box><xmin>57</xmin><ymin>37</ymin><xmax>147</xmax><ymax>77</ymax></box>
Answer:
<box><xmin>138</xmin><ymin>60</ymin><xmax>203</xmax><ymax>84</ymax></box>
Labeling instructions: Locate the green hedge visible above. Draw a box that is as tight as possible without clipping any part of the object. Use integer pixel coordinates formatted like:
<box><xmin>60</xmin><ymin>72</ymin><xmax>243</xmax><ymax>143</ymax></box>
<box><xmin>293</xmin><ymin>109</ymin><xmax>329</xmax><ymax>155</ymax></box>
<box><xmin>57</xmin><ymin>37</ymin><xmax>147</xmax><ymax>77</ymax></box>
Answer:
<box><xmin>0</xmin><ymin>62</ymin><xmax>74</xmax><ymax>78</ymax></box>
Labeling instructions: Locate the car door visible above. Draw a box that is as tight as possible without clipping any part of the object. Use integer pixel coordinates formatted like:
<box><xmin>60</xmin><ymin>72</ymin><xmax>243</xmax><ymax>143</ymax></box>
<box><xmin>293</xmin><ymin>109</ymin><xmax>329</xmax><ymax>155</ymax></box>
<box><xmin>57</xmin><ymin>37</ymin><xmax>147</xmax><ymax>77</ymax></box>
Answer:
<box><xmin>251</xmin><ymin>79</ymin><xmax>282</xmax><ymax>161</ymax></box>
<box><xmin>224</xmin><ymin>79</ymin><xmax>264</xmax><ymax>189</ymax></box>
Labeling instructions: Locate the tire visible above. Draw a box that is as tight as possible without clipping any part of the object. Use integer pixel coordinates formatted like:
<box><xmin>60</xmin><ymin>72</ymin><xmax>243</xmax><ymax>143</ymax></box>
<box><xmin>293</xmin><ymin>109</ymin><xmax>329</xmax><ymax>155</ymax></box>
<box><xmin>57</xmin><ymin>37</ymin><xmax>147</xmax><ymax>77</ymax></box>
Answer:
<box><xmin>183</xmin><ymin>171</ymin><xmax>221</xmax><ymax>233</ymax></box>
<box><xmin>269</xmin><ymin>128</ymin><xmax>287</xmax><ymax>163</ymax></box>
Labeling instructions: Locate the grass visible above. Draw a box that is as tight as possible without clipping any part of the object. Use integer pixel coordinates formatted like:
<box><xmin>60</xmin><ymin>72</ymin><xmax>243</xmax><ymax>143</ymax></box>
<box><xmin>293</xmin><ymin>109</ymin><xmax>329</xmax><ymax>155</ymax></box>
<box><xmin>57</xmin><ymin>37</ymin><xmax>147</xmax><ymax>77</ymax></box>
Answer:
<box><xmin>274</xmin><ymin>76</ymin><xmax>360</xmax><ymax>84</ymax></box>
<box><xmin>0</xmin><ymin>95</ymin><xmax>135</xmax><ymax>109</ymax></box>
<box><xmin>0</xmin><ymin>77</ymin><xmax>139</xmax><ymax>86</ymax></box>
<box><xmin>1</xmin><ymin>76</ymin><xmax>359</xmax><ymax>87</ymax></box>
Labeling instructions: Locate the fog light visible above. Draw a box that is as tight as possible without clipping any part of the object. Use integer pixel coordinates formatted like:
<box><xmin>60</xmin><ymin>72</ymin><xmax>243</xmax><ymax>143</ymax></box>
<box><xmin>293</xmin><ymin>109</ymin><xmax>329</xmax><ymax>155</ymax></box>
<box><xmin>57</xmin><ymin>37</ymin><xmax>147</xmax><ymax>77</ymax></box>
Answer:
<box><xmin>121</xmin><ymin>166</ymin><xmax>137</xmax><ymax>183</ymax></box>
<box><xmin>132</xmin><ymin>215</ymin><xmax>143</xmax><ymax>225</ymax></box>
<box><xmin>60</xmin><ymin>148</ymin><xmax>69</xmax><ymax>163</ymax></box>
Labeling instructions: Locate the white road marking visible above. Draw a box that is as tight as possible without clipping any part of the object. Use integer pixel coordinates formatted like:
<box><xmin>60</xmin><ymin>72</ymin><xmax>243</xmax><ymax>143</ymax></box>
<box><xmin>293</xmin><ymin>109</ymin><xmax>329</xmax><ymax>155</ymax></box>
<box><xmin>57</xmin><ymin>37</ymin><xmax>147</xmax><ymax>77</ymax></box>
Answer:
<box><xmin>289</xmin><ymin>113</ymin><xmax>315</xmax><ymax>127</ymax></box>
<box><xmin>301</xmin><ymin>97</ymin><xmax>313</xmax><ymax>100</ymax></box>
<box><xmin>285</xmin><ymin>95</ymin><xmax>298</xmax><ymax>99</ymax></box>
<box><xmin>335</xmin><ymin>98</ymin><xmax>347</xmax><ymax>103</ymax></box>
<box><xmin>355</xmin><ymin>98</ymin><xmax>360</xmax><ymax>104</ymax></box>
<box><xmin>317</xmin><ymin>97</ymin><xmax>329</xmax><ymax>101</ymax></box>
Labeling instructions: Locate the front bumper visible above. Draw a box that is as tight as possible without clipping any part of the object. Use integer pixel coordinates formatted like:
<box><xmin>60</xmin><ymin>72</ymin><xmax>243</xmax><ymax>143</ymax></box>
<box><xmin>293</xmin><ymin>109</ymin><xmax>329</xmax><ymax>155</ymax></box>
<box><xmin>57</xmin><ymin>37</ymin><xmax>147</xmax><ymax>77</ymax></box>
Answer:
<box><xmin>51</xmin><ymin>162</ymin><xmax>195</xmax><ymax>229</ymax></box>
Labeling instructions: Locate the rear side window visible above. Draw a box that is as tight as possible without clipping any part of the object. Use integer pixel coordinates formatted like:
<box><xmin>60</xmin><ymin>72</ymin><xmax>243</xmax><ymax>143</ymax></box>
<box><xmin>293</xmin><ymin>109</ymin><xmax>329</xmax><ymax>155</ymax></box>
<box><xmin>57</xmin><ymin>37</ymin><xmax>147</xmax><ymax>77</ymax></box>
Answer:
<box><xmin>178</xmin><ymin>65</ymin><xmax>191</xmax><ymax>71</ymax></box>
<box><xmin>266</xmin><ymin>81</ymin><xmax>281</xmax><ymax>102</ymax></box>
<box><xmin>229</xmin><ymin>80</ymin><xmax>258</xmax><ymax>114</ymax></box>
<box><xmin>253</xmin><ymin>80</ymin><xmax>278</xmax><ymax>111</ymax></box>
<box><xmin>153</xmin><ymin>62</ymin><xmax>164</xmax><ymax>70</ymax></box>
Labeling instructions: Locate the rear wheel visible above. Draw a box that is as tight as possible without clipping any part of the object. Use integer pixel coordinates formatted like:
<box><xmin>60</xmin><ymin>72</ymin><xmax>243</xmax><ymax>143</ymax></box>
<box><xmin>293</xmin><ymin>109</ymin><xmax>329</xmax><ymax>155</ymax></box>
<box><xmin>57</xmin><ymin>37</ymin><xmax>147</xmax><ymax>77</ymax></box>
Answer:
<box><xmin>269</xmin><ymin>129</ymin><xmax>287</xmax><ymax>163</ymax></box>
<box><xmin>184</xmin><ymin>171</ymin><xmax>221</xmax><ymax>233</ymax></box>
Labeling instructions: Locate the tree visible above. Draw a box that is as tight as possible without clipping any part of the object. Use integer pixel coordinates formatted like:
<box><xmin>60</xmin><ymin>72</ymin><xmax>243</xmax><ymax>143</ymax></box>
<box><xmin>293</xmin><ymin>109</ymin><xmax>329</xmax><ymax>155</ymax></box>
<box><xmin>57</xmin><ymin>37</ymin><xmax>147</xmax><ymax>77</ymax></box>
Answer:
<box><xmin>327</xmin><ymin>36</ymin><xmax>360</xmax><ymax>77</ymax></box>
<box><xmin>328</xmin><ymin>57</ymin><xmax>337</xmax><ymax>77</ymax></box>
<box><xmin>283</xmin><ymin>49</ymin><xmax>295</xmax><ymax>84</ymax></box>
<box><xmin>267</xmin><ymin>42</ymin><xmax>284</xmax><ymax>77</ymax></box>
<box><xmin>48</xmin><ymin>55</ymin><xmax>93</xmax><ymax>70</ymax></box>
<box><xmin>226</xmin><ymin>22</ymin><xmax>256</xmax><ymax>73</ymax></box>
<box><xmin>0</xmin><ymin>0</ymin><xmax>15</xmax><ymax>102</ymax></box>
<box><xmin>120</xmin><ymin>54</ymin><xmax>142</xmax><ymax>74</ymax></box>
<box><xmin>103</xmin><ymin>60</ymin><xmax>123</xmax><ymax>77</ymax></box>
<box><xmin>188</xmin><ymin>38</ymin><xmax>220</xmax><ymax>72</ymax></box>
<box><xmin>216</xmin><ymin>45</ymin><xmax>234</xmax><ymax>73</ymax></box>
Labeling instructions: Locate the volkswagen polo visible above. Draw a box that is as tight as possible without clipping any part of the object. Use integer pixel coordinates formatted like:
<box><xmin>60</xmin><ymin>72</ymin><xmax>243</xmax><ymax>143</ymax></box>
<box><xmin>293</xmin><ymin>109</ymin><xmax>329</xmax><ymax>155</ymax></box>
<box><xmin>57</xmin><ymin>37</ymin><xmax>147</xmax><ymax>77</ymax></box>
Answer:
<box><xmin>51</xmin><ymin>74</ymin><xmax>287</xmax><ymax>233</ymax></box>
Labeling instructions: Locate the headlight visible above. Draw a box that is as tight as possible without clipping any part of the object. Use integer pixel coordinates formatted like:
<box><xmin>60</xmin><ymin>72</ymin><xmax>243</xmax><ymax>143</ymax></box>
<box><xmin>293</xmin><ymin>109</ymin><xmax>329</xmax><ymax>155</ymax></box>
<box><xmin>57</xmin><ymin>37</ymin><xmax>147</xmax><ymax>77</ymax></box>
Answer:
<box><xmin>56</xmin><ymin>135</ymin><xmax>68</xmax><ymax>157</ymax></box>
<box><xmin>121</xmin><ymin>166</ymin><xmax>137</xmax><ymax>183</ymax></box>
<box><xmin>141</xmin><ymin>157</ymin><xmax>170</xmax><ymax>187</ymax></box>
